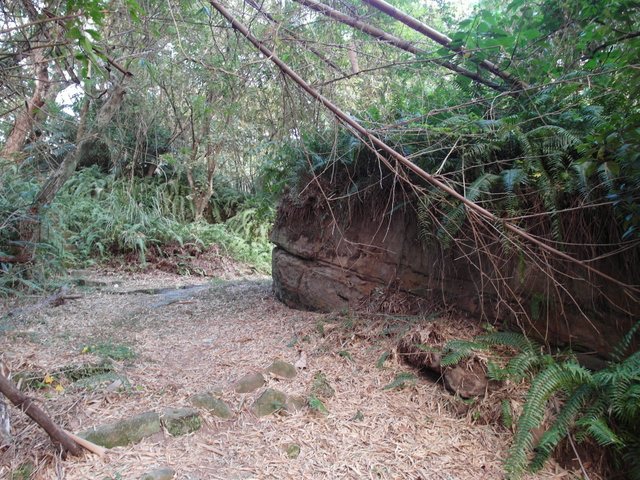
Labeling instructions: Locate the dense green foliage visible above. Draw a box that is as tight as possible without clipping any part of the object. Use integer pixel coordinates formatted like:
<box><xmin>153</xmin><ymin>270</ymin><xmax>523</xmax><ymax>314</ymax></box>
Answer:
<box><xmin>441</xmin><ymin>327</ymin><xmax>640</xmax><ymax>479</ymax></box>
<box><xmin>0</xmin><ymin>164</ymin><xmax>272</xmax><ymax>294</ymax></box>
<box><xmin>1</xmin><ymin>0</ymin><xmax>639</xmax><ymax>478</ymax></box>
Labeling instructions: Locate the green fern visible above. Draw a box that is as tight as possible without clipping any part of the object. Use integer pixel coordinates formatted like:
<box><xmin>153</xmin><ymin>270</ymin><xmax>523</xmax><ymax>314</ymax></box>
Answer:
<box><xmin>505</xmin><ymin>361</ymin><xmax>592</xmax><ymax>478</ymax></box>
<box><xmin>501</xmin><ymin>329</ymin><xmax>639</xmax><ymax>479</ymax></box>
<box><xmin>501</xmin><ymin>399</ymin><xmax>514</xmax><ymax>429</ymax></box>
<box><xmin>440</xmin><ymin>328</ymin><xmax>639</xmax><ymax>479</ymax></box>
<box><xmin>441</xmin><ymin>339</ymin><xmax>486</xmax><ymax>366</ymax></box>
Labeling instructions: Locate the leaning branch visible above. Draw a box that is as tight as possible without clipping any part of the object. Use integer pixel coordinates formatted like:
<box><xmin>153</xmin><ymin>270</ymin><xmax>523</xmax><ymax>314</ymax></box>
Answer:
<box><xmin>209</xmin><ymin>0</ymin><xmax>639</xmax><ymax>295</ymax></box>
<box><xmin>362</xmin><ymin>0</ymin><xmax>526</xmax><ymax>90</ymax></box>
<box><xmin>0</xmin><ymin>373</ymin><xmax>83</xmax><ymax>456</ymax></box>
<box><xmin>290</xmin><ymin>0</ymin><xmax>505</xmax><ymax>91</ymax></box>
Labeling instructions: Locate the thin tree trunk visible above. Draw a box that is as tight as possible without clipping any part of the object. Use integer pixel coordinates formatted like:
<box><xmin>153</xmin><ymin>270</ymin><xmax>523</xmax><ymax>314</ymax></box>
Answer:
<box><xmin>0</xmin><ymin>394</ymin><xmax>11</xmax><ymax>446</ymax></box>
<box><xmin>290</xmin><ymin>0</ymin><xmax>505</xmax><ymax>91</ymax></box>
<box><xmin>1</xmin><ymin>45</ymin><xmax>52</xmax><ymax>159</ymax></box>
<box><xmin>348</xmin><ymin>41</ymin><xmax>359</xmax><ymax>74</ymax></box>
<box><xmin>33</xmin><ymin>81</ymin><xmax>127</xmax><ymax>211</ymax></box>
<box><xmin>0</xmin><ymin>363</ymin><xmax>11</xmax><ymax>446</ymax></box>
<box><xmin>362</xmin><ymin>0</ymin><xmax>526</xmax><ymax>90</ymax></box>
<box><xmin>187</xmin><ymin>142</ymin><xmax>221</xmax><ymax>221</ymax></box>
<box><xmin>245</xmin><ymin>0</ymin><xmax>347</xmax><ymax>75</ymax></box>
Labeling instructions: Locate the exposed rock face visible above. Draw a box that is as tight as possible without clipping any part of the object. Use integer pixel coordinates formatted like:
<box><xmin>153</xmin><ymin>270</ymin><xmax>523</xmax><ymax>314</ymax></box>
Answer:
<box><xmin>271</xmin><ymin>179</ymin><xmax>637</xmax><ymax>359</ymax></box>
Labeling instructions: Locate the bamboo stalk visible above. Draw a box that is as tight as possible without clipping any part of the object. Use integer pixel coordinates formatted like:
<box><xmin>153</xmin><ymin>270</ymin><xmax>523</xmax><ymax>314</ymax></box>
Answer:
<box><xmin>290</xmin><ymin>0</ymin><xmax>505</xmax><ymax>91</ymax></box>
<box><xmin>64</xmin><ymin>430</ymin><xmax>107</xmax><ymax>457</ymax></box>
<box><xmin>362</xmin><ymin>0</ymin><xmax>526</xmax><ymax>89</ymax></box>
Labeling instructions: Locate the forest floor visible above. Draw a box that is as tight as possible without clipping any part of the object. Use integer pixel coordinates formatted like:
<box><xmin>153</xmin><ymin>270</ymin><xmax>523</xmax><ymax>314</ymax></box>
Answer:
<box><xmin>0</xmin><ymin>263</ymin><xmax>591</xmax><ymax>480</ymax></box>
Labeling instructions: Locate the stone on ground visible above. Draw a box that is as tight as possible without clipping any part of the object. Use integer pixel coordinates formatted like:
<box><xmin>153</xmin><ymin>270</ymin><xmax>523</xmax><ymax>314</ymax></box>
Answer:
<box><xmin>78</xmin><ymin>411</ymin><xmax>160</xmax><ymax>448</ymax></box>
<box><xmin>140</xmin><ymin>467</ymin><xmax>176</xmax><ymax>480</ymax></box>
<box><xmin>285</xmin><ymin>395</ymin><xmax>307</xmax><ymax>412</ymax></box>
<box><xmin>311</xmin><ymin>372</ymin><xmax>335</xmax><ymax>399</ymax></box>
<box><xmin>73</xmin><ymin>372</ymin><xmax>129</xmax><ymax>391</ymax></box>
<box><xmin>189</xmin><ymin>393</ymin><xmax>232</xmax><ymax>419</ymax></box>
<box><xmin>234</xmin><ymin>372</ymin><xmax>266</xmax><ymax>393</ymax></box>
<box><xmin>161</xmin><ymin>408</ymin><xmax>202</xmax><ymax>436</ymax></box>
<box><xmin>285</xmin><ymin>443</ymin><xmax>301</xmax><ymax>459</ymax></box>
<box><xmin>252</xmin><ymin>389</ymin><xmax>287</xmax><ymax>416</ymax></box>
<box><xmin>443</xmin><ymin>364</ymin><xmax>488</xmax><ymax>398</ymax></box>
<box><xmin>266</xmin><ymin>359</ymin><xmax>297</xmax><ymax>379</ymax></box>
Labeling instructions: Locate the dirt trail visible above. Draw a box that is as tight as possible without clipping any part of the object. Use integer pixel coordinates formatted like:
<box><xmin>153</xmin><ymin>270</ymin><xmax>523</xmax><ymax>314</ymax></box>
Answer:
<box><xmin>0</xmin><ymin>269</ymin><xmax>578</xmax><ymax>479</ymax></box>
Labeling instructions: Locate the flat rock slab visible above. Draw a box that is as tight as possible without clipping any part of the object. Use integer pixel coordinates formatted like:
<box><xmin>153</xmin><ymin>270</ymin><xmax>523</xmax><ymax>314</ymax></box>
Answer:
<box><xmin>140</xmin><ymin>467</ymin><xmax>176</xmax><ymax>480</ymax></box>
<box><xmin>161</xmin><ymin>408</ymin><xmax>202</xmax><ymax>436</ymax></box>
<box><xmin>266</xmin><ymin>360</ymin><xmax>297</xmax><ymax>379</ymax></box>
<box><xmin>79</xmin><ymin>411</ymin><xmax>160</xmax><ymax>448</ymax></box>
<box><xmin>285</xmin><ymin>443</ymin><xmax>301</xmax><ymax>459</ymax></box>
<box><xmin>252</xmin><ymin>389</ymin><xmax>288</xmax><ymax>416</ymax></box>
<box><xmin>189</xmin><ymin>393</ymin><xmax>232</xmax><ymax>419</ymax></box>
<box><xmin>73</xmin><ymin>372</ymin><xmax>129</xmax><ymax>391</ymax></box>
<box><xmin>234</xmin><ymin>372</ymin><xmax>266</xmax><ymax>393</ymax></box>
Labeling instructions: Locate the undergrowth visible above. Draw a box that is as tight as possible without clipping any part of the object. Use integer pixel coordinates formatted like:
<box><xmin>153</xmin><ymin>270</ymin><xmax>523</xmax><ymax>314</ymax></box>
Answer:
<box><xmin>0</xmin><ymin>165</ymin><xmax>273</xmax><ymax>295</ymax></box>
<box><xmin>442</xmin><ymin>327</ymin><xmax>640</xmax><ymax>479</ymax></box>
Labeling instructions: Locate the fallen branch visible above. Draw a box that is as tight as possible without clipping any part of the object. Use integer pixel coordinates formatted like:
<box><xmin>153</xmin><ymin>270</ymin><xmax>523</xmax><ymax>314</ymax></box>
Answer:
<box><xmin>64</xmin><ymin>430</ymin><xmax>106</xmax><ymax>457</ymax></box>
<box><xmin>5</xmin><ymin>287</ymin><xmax>82</xmax><ymax>319</ymax></box>
<box><xmin>0</xmin><ymin>372</ymin><xmax>83</xmax><ymax>456</ymax></box>
<box><xmin>362</xmin><ymin>0</ymin><xmax>527</xmax><ymax>90</ymax></box>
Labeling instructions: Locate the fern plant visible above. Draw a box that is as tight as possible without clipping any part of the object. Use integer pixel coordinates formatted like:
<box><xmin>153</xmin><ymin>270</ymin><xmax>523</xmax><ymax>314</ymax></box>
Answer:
<box><xmin>442</xmin><ymin>326</ymin><xmax>640</xmax><ymax>479</ymax></box>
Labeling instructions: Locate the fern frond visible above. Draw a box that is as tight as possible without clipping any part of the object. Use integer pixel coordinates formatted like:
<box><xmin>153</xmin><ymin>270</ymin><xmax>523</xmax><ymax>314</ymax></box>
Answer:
<box><xmin>501</xmin><ymin>168</ymin><xmax>526</xmax><ymax>193</ymax></box>
<box><xmin>477</xmin><ymin>332</ymin><xmax>538</xmax><ymax>353</ymax></box>
<box><xmin>577</xmin><ymin>416</ymin><xmax>624</xmax><ymax>447</ymax></box>
<box><xmin>502</xmin><ymin>399</ymin><xmax>514</xmax><ymax>429</ymax></box>
<box><xmin>441</xmin><ymin>339</ymin><xmax>485</xmax><ymax>366</ymax></box>
<box><xmin>526</xmin><ymin>125</ymin><xmax>580</xmax><ymax>152</ymax></box>
<box><xmin>505</xmin><ymin>350</ymin><xmax>546</xmax><ymax>382</ymax></box>
<box><xmin>528</xmin><ymin>384</ymin><xmax>593</xmax><ymax>472</ymax></box>
<box><xmin>506</xmin><ymin>362</ymin><xmax>591</xmax><ymax>478</ymax></box>
<box><xmin>611</xmin><ymin>320</ymin><xmax>640</xmax><ymax>361</ymax></box>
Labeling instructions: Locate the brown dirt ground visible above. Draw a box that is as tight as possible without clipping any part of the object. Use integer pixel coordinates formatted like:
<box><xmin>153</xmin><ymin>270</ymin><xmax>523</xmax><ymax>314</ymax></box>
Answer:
<box><xmin>0</xmin><ymin>266</ymin><xmax>594</xmax><ymax>480</ymax></box>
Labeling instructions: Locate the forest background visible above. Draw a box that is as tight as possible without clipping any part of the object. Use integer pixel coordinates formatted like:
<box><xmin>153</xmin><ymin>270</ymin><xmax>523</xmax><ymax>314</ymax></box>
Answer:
<box><xmin>0</xmin><ymin>0</ymin><xmax>639</xmax><ymax>477</ymax></box>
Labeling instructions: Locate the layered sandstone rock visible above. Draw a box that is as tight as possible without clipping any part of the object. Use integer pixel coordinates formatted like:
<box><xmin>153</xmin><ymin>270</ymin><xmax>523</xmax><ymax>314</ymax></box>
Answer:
<box><xmin>271</xmin><ymin>180</ymin><xmax>637</xmax><ymax>359</ymax></box>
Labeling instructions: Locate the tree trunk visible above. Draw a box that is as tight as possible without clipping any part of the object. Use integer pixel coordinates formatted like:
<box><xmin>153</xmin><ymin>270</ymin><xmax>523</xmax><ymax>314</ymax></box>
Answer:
<box><xmin>33</xmin><ymin>81</ymin><xmax>127</xmax><ymax>211</ymax></box>
<box><xmin>186</xmin><ymin>145</ymin><xmax>219</xmax><ymax>222</ymax></box>
<box><xmin>1</xmin><ymin>45</ymin><xmax>52</xmax><ymax>159</ymax></box>
<box><xmin>0</xmin><ymin>363</ymin><xmax>11</xmax><ymax>446</ymax></box>
<box><xmin>348</xmin><ymin>41</ymin><xmax>359</xmax><ymax>74</ymax></box>
<box><xmin>0</xmin><ymin>395</ymin><xmax>11</xmax><ymax>447</ymax></box>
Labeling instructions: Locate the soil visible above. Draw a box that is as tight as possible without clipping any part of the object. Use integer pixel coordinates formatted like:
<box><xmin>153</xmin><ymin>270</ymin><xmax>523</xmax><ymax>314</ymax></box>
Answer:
<box><xmin>0</xmin><ymin>265</ymin><xmax>591</xmax><ymax>480</ymax></box>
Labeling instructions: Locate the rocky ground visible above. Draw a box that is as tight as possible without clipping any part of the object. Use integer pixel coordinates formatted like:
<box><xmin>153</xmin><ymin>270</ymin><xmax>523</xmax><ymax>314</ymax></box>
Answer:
<box><xmin>0</xmin><ymin>267</ymin><xmax>589</xmax><ymax>480</ymax></box>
